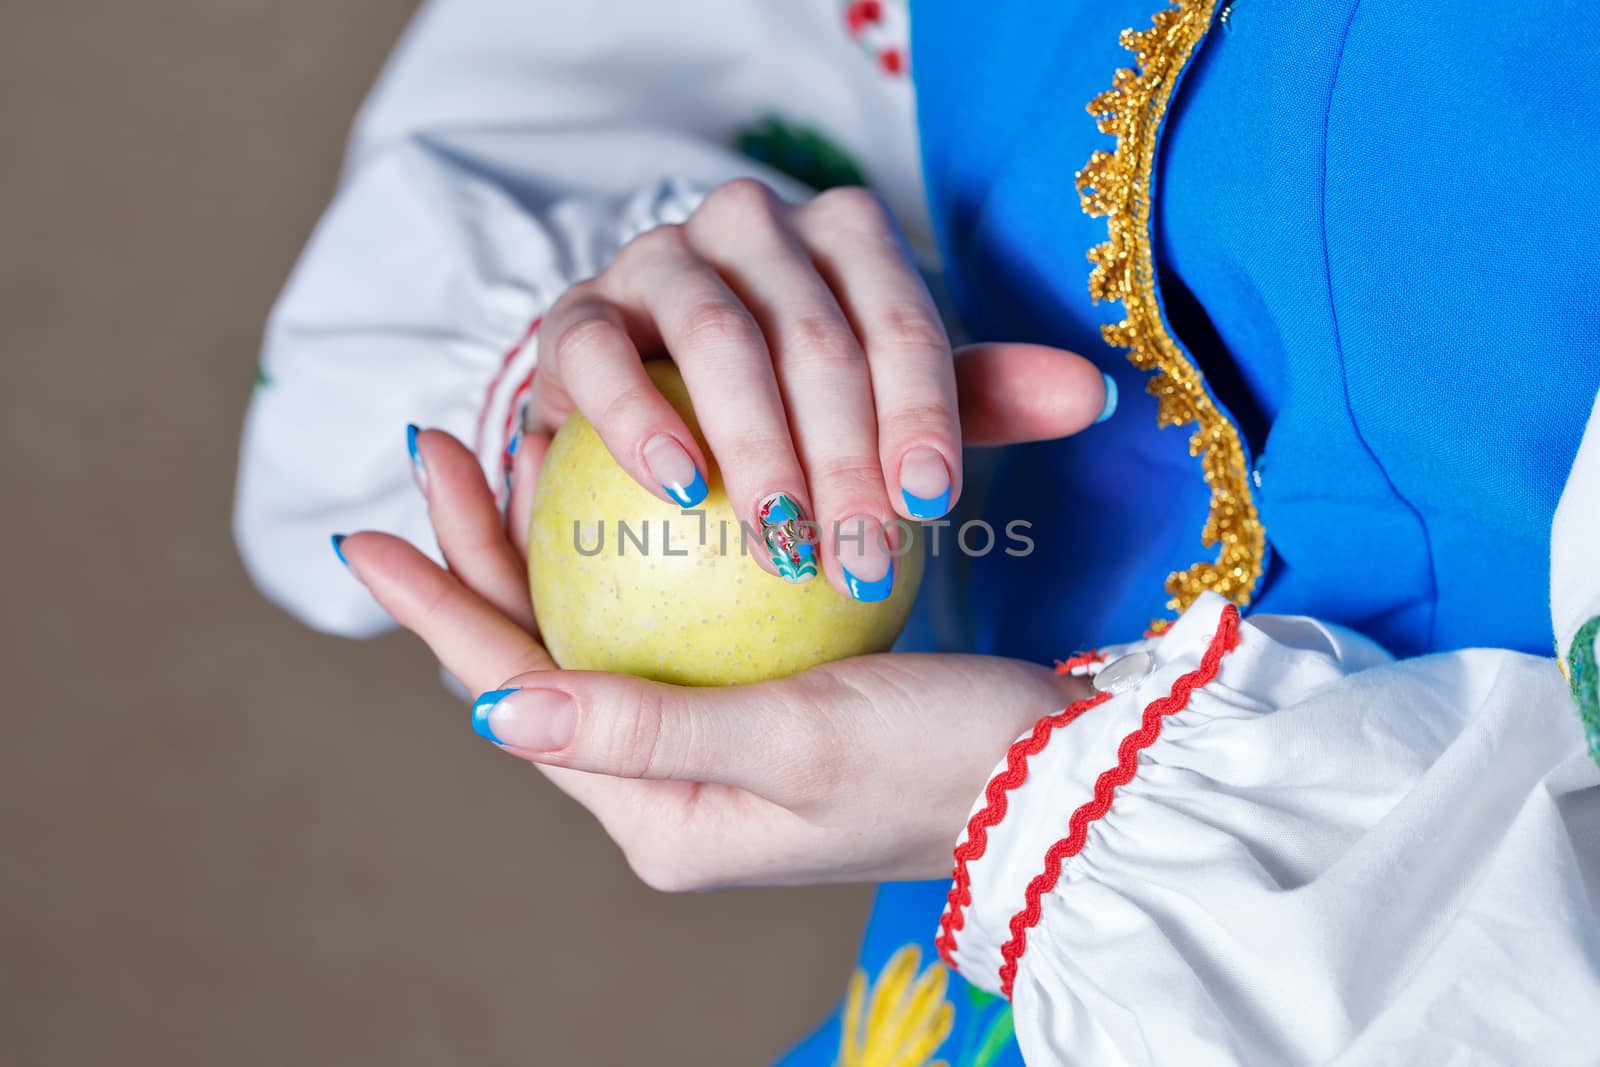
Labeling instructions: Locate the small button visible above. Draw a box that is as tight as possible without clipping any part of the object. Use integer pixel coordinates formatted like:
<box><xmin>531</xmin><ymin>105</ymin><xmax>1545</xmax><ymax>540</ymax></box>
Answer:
<box><xmin>1092</xmin><ymin>651</ymin><xmax>1154</xmax><ymax>695</ymax></box>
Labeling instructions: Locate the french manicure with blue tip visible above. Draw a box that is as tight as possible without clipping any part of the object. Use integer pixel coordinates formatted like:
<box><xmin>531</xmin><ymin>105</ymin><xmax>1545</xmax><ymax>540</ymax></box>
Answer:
<box><xmin>1094</xmin><ymin>373</ymin><xmax>1119</xmax><ymax>425</ymax></box>
<box><xmin>836</xmin><ymin>515</ymin><xmax>895</xmax><ymax>602</ymax></box>
<box><xmin>643</xmin><ymin>434</ymin><xmax>708</xmax><ymax>508</ymax></box>
<box><xmin>899</xmin><ymin>446</ymin><xmax>952</xmax><ymax>520</ymax></box>
<box><xmin>472</xmin><ymin>687</ymin><xmax>575</xmax><ymax>750</ymax></box>
<box><xmin>331</xmin><ymin>533</ymin><xmax>348</xmax><ymax>566</ymax></box>
<box><xmin>406</xmin><ymin>423</ymin><xmax>429</xmax><ymax>494</ymax></box>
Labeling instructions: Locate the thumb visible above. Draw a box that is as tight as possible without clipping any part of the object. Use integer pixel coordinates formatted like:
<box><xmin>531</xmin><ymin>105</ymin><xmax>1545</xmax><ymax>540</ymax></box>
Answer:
<box><xmin>469</xmin><ymin>670</ymin><xmax>827</xmax><ymax>801</ymax></box>
<box><xmin>955</xmin><ymin>342</ymin><xmax>1117</xmax><ymax>446</ymax></box>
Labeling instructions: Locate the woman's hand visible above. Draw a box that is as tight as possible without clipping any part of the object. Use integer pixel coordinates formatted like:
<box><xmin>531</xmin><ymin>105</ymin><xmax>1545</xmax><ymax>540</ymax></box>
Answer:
<box><xmin>527</xmin><ymin>178</ymin><xmax>1112</xmax><ymax>599</ymax></box>
<box><xmin>338</xmin><ymin>429</ymin><xmax>1090</xmax><ymax>887</ymax></box>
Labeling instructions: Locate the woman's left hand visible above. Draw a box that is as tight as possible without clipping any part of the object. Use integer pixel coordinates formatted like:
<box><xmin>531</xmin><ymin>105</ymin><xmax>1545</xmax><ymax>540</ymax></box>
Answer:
<box><xmin>338</xmin><ymin>429</ymin><xmax>1088</xmax><ymax>888</ymax></box>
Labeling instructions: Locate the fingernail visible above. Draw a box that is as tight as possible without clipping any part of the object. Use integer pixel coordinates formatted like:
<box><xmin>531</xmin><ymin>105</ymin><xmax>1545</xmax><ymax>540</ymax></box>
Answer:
<box><xmin>503</xmin><ymin>427</ymin><xmax>519</xmax><ymax>495</ymax></box>
<box><xmin>836</xmin><ymin>514</ymin><xmax>894</xmax><ymax>602</ymax></box>
<box><xmin>331</xmin><ymin>533</ymin><xmax>348</xmax><ymax>565</ymax></box>
<box><xmin>757</xmin><ymin>492</ymin><xmax>818</xmax><ymax>582</ymax></box>
<box><xmin>1094</xmin><ymin>373</ymin><xmax>1118</xmax><ymax>425</ymax></box>
<box><xmin>406</xmin><ymin>423</ymin><xmax>429</xmax><ymax>494</ymax></box>
<box><xmin>471</xmin><ymin>688</ymin><xmax>575</xmax><ymax>750</ymax></box>
<box><xmin>643</xmin><ymin>434</ymin><xmax>708</xmax><ymax>508</ymax></box>
<box><xmin>899</xmin><ymin>446</ymin><xmax>951</xmax><ymax>520</ymax></box>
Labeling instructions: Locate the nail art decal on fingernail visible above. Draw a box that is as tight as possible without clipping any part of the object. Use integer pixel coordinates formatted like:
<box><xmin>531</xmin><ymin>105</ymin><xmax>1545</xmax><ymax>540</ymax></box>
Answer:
<box><xmin>331</xmin><ymin>533</ymin><xmax>348</xmax><ymax>566</ymax></box>
<box><xmin>757</xmin><ymin>492</ymin><xmax>818</xmax><ymax>583</ymax></box>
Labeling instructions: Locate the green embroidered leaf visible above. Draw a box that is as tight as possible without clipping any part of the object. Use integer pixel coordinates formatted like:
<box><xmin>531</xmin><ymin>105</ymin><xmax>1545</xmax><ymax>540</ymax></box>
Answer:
<box><xmin>735</xmin><ymin>116</ymin><xmax>868</xmax><ymax>192</ymax></box>
<box><xmin>1569</xmin><ymin>614</ymin><xmax>1600</xmax><ymax>766</ymax></box>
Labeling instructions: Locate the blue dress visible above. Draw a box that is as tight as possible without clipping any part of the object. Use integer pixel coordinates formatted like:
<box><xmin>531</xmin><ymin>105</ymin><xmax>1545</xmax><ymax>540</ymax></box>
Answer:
<box><xmin>785</xmin><ymin>0</ymin><xmax>1600</xmax><ymax>1062</ymax></box>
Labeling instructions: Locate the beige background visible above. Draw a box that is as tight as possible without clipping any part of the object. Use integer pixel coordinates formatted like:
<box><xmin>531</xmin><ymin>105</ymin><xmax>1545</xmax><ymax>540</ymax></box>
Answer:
<box><xmin>0</xmin><ymin>2</ymin><xmax>870</xmax><ymax>1062</ymax></box>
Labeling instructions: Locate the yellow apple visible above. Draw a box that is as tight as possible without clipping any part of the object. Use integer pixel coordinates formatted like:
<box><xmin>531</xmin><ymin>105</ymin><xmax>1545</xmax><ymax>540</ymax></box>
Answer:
<box><xmin>527</xmin><ymin>361</ymin><xmax>924</xmax><ymax>686</ymax></box>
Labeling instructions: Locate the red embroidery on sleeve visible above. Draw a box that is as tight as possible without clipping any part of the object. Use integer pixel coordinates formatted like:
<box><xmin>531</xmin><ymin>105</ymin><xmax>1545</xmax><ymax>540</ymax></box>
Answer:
<box><xmin>935</xmin><ymin>688</ymin><xmax>1113</xmax><ymax>969</ymax></box>
<box><xmin>997</xmin><ymin>604</ymin><xmax>1241</xmax><ymax>998</ymax></box>
<box><xmin>474</xmin><ymin>317</ymin><xmax>541</xmax><ymax>453</ymax></box>
<box><xmin>1055</xmin><ymin>650</ymin><xmax>1107</xmax><ymax>676</ymax></box>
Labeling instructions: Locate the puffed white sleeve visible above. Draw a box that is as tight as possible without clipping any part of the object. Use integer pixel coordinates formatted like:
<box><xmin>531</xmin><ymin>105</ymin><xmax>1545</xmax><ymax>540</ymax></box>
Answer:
<box><xmin>937</xmin><ymin>393</ymin><xmax>1600</xmax><ymax>1065</ymax></box>
<box><xmin>232</xmin><ymin>0</ymin><xmax>924</xmax><ymax>636</ymax></box>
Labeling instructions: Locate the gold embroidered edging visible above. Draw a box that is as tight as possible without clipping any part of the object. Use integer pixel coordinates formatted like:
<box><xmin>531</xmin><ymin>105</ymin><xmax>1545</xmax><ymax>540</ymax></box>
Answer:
<box><xmin>1077</xmin><ymin>0</ymin><xmax>1265</xmax><ymax>613</ymax></box>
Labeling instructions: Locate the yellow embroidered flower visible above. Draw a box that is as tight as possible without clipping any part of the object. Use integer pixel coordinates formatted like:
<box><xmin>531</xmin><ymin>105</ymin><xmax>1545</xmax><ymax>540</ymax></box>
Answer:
<box><xmin>837</xmin><ymin>945</ymin><xmax>955</xmax><ymax>1067</ymax></box>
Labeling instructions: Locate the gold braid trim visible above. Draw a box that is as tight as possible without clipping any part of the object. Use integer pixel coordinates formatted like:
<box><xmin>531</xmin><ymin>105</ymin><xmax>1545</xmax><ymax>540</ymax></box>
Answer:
<box><xmin>1077</xmin><ymin>0</ymin><xmax>1265</xmax><ymax>613</ymax></box>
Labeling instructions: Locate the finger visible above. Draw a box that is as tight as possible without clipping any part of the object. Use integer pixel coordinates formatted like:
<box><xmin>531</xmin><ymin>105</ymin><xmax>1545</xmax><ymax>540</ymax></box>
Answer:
<box><xmin>409</xmin><ymin>427</ymin><xmax>535</xmax><ymax>631</ymax></box>
<box><xmin>605</xmin><ymin>214</ymin><xmax>814</xmax><ymax>582</ymax></box>
<box><xmin>953</xmin><ymin>342</ymin><xmax>1116</xmax><ymax>445</ymax></box>
<box><xmin>687</xmin><ymin>181</ymin><xmax>898</xmax><ymax>600</ymax></box>
<box><xmin>794</xmin><ymin>187</ymin><xmax>962</xmax><ymax>525</ymax></box>
<box><xmin>338</xmin><ymin>530</ymin><xmax>651</xmax><ymax>823</ymax></box>
<box><xmin>527</xmin><ymin>284</ymin><xmax>662</xmax><ymax>431</ymax></box>
<box><xmin>533</xmin><ymin>280</ymin><xmax>711</xmax><ymax>509</ymax></box>
<box><xmin>337</xmin><ymin>532</ymin><xmax>554</xmax><ymax>692</ymax></box>
<box><xmin>506</xmin><ymin>421</ymin><xmax>551</xmax><ymax>561</ymax></box>
<box><xmin>342</xmin><ymin>530</ymin><xmax>798</xmax><ymax>891</ymax></box>
<box><xmin>467</xmin><ymin>670</ymin><xmax>829</xmax><ymax>805</ymax></box>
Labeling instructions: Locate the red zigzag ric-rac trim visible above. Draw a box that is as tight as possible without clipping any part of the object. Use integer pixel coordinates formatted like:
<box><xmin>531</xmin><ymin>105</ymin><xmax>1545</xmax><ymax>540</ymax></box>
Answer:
<box><xmin>935</xmin><ymin>687</ymin><xmax>1112</xmax><ymax>969</ymax></box>
<box><xmin>473</xmin><ymin>317</ymin><xmax>541</xmax><ymax>453</ymax></box>
<box><xmin>997</xmin><ymin>603</ymin><xmax>1241</xmax><ymax>999</ymax></box>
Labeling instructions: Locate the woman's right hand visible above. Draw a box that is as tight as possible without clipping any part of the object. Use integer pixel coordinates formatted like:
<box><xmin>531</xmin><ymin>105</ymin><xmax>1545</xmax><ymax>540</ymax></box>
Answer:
<box><xmin>527</xmin><ymin>178</ymin><xmax>1115</xmax><ymax>601</ymax></box>
<box><xmin>343</xmin><ymin>428</ymin><xmax>1096</xmax><ymax>890</ymax></box>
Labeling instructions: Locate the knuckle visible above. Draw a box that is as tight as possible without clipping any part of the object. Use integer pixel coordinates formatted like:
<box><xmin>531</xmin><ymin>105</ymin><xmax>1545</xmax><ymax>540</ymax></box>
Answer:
<box><xmin>680</xmin><ymin>299</ymin><xmax>759</xmax><ymax>352</ymax></box>
<box><xmin>701</xmin><ymin>177</ymin><xmax>778</xmax><ymax>221</ymax></box>
<box><xmin>784</xmin><ymin>312</ymin><xmax>862</xmax><ymax>369</ymax></box>
<box><xmin>615</xmin><ymin>223</ymin><xmax>687</xmax><ymax>272</ymax></box>
<box><xmin>873</xmin><ymin>301</ymin><xmax>950</xmax><ymax>358</ymax></box>
<box><xmin>551</xmin><ymin>314</ymin><xmax>625</xmax><ymax>369</ymax></box>
<box><xmin>813</xmin><ymin>455</ymin><xmax>886</xmax><ymax>501</ymax></box>
<box><xmin>811</xmin><ymin>185</ymin><xmax>888</xmax><ymax>226</ymax></box>
<box><xmin>408</xmin><ymin>577</ymin><xmax>456</xmax><ymax>635</ymax></box>
<box><xmin>612</xmin><ymin>685</ymin><xmax>669</xmax><ymax>779</ymax></box>
<box><xmin>883</xmin><ymin>398</ymin><xmax>956</xmax><ymax>439</ymax></box>
<box><xmin>722</xmin><ymin>430</ymin><xmax>797</xmax><ymax>477</ymax></box>
<box><xmin>549</xmin><ymin>277</ymin><xmax>598</xmax><ymax>311</ymax></box>
<box><xmin>596</xmin><ymin>381</ymin><xmax>659</xmax><ymax>434</ymax></box>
